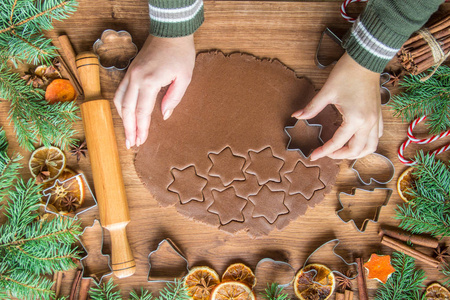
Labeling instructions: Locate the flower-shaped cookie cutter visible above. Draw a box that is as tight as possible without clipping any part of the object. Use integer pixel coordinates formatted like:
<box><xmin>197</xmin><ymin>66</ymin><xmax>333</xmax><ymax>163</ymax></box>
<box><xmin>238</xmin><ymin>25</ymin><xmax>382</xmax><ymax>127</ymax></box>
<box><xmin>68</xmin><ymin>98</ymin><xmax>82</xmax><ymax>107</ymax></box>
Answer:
<box><xmin>93</xmin><ymin>29</ymin><xmax>138</xmax><ymax>70</ymax></box>
<box><xmin>147</xmin><ymin>238</ymin><xmax>189</xmax><ymax>283</ymax></box>
<box><xmin>350</xmin><ymin>152</ymin><xmax>395</xmax><ymax>185</ymax></box>
<box><xmin>336</xmin><ymin>187</ymin><xmax>393</xmax><ymax>233</ymax></box>
<box><xmin>78</xmin><ymin>219</ymin><xmax>113</xmax><ymax>283</ymax></box>
<box><xmin>315</xmin><ymin>27</ymin><xmax>391</xmax><ymax>105</ymax></box>
<box><xmin>42</xmin><ymin>173</ymin><xmax>97</xmax><ymax>219</ymax></box>
<box><xmin>284</xmin><ymin>119</ymin><xmax>324</xmax><ymax>158</ymax></box>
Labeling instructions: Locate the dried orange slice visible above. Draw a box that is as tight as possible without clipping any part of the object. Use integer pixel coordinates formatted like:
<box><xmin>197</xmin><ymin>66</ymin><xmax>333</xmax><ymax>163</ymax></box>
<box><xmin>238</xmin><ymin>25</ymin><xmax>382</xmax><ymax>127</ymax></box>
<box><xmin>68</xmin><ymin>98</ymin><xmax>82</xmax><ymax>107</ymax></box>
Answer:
<box><xmin>42</xmin><ymin>168</ymin><xmax>85</xmax><ymax>214</ymax></box>
<box><xmin>294</xmin><ymin>264</ymin><xmax>335</xmax><ymax>300</ymax></box>
<box><xmin>222</xmin><ymin>263</ymin><xmax>256</xmax><ymax>288</ymax></box>
<box><xmin>210</xmin><ymin>281</ymin><xmax>256</xmax><ymax>300</ymax></box>
<box><xmin>35</xmin><ymin>203</ymin><xmax>58</xmax><ymax>222</ymax></box>
<box><xmin>397</xmin><ymin>167</ymin><xmax>416</xmax><ymax>202</ymax></box>
<box><xmin>183</xmin><ymin>266</ymin><xmax>220</xmax><ymax>300</ymax></box>
<box><xmin>425</xmin><ymin>282</ymin><xmax>450</xmax><ymax>299</ymax></box>
<box><xmin>29</xmin><ymin>146</ymin><xmax>66</xmax><ymax>183</ymax></box>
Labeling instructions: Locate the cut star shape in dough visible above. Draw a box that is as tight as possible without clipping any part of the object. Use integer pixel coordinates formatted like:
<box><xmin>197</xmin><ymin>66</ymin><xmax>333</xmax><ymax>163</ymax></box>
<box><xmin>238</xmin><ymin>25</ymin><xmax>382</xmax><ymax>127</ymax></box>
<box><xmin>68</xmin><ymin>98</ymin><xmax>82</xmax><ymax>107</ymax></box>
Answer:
<box><xmin>208</xmin><ymin>147</ymin><xmax>246</xmax><ymax>186</ymax></box>
<box><xmin>285</xmin><ymin>162</ymin><xmax>325</xmax><ymax>199</ymax></box>
<box><xmin>168</xmin><ymin>166</ymin><xmax>207</xmax><ymax>204</ymax></box>
<box><xmin>246</xmin><ymin>147</ymin><xmax>284</xmax><ymax>185</ymax></box>
<box><xmin>208</xmin><ymin>187</ymin><xmax>248</xmax><ymax>225</ymax></box>
<box><xmin>249</xmin><ymin>185</ymin><xmax>288</xmax><ymax>224</ymax></box>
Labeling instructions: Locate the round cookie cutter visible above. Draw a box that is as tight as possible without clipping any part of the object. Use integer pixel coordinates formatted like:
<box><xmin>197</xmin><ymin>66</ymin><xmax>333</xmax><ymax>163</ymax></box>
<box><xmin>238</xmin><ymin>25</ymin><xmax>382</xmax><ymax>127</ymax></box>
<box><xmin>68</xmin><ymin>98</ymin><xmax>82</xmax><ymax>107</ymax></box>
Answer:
<box><xmin>93</xmin><ymin>29</ymin><xmax>138</xmax><ymax>70</ymax></box>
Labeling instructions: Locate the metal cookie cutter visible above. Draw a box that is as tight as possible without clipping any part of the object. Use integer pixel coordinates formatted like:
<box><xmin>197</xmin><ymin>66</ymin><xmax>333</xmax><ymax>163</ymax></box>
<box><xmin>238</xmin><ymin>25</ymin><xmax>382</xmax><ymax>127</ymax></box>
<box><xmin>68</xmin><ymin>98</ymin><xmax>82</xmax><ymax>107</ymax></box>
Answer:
<box><xmin>255</xmin><ymin>258</ymin><xmax>296</xmax><ymax>288</ymax></box>
<box><xmin>336</xmin><ymin>187</ymin><xmax>393</xmax><ymax>233</ymax></box>
<box><xmin>147</xmin><ymin>239</ymin><xmax>189</xmax><ymax>283</ymax></box>
<box><xmin>350</xmin><ymin>153</ymin><xmax>395</xmax><ymax>185</ymax></box>
<box><xmin>284</xmin><ymin>119</ymin><xmax>324</xmax><ymax>159</ymax></box>
<box><xmin>79</xmin><ymin>219</ymin><xmax>113</xmax><ymax>283</ymax></box>
<box><xmin>93</xmin><ymin>29</ymin><xmax>138</xmax><ymax>70</ymax></box>
<box><xmin>42</xmin><ymin>173</ymin><xmax>97</xmax><ymax>221</ymax></box>
<box><xmin>315</xmin><ymin>27</ymin><xmax>392</xmax><ymax>105</ymax></box>
<box><xmin>302</xmin><ymin>239</ymin><xmax>358</xmax><ymax>285</ymax></box>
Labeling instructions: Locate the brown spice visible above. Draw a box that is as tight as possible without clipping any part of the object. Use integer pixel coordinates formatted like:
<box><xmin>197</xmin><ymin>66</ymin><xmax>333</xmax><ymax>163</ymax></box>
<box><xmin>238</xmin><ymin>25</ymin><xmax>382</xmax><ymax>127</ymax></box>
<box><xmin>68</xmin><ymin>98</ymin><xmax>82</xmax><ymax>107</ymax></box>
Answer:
<box><xmin>61</xmin><ymin>195</ymin><xmax>79</xmax><ymax>213</ymax></box>
<box><xmin>70</xmin><ymin>140</ymin><xmax>88</xmax><ymax>163</ymax></box>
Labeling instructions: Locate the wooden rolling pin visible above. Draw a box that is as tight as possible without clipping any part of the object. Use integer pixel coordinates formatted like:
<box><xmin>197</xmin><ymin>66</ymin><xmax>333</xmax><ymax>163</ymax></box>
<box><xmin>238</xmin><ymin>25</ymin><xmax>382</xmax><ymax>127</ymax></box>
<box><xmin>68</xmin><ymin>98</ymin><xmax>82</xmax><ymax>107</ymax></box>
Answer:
<box><xmin>76</xmin><ymin>52</ymin><xmax>135</xmax><ymax>278</ymax></box>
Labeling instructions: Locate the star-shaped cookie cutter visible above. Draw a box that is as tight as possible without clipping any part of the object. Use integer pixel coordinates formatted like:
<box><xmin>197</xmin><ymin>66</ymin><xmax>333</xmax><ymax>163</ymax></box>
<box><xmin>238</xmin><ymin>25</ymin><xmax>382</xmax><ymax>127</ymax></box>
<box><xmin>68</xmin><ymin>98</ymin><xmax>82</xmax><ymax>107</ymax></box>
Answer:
<box><xmin>42</xmin><ymin>173</ymin><xmax>98</xmax><ymax>219</ymax></box>
<box><xmin>78</xmin><ymin>219</ymin><xmax>113</xmax><ymax>284</ymax></box>
<box><xmin>147</xmin><ymin>238</ymin><xmax>189</xmax><ymax>283</ymax></box>
<box><xmin>350</xmin><ymin>152</ymin><xmax>395</xmax><ymax>185</ymax></box>
<box><xmin>284</xmin><ymin>119</ymin><xmax>324</xmax><ymax>158</ymax></box>
<box><xmin>336</xmin><ymin>187</ymin><xmax>393</xmax><ymax>233</ymax></box>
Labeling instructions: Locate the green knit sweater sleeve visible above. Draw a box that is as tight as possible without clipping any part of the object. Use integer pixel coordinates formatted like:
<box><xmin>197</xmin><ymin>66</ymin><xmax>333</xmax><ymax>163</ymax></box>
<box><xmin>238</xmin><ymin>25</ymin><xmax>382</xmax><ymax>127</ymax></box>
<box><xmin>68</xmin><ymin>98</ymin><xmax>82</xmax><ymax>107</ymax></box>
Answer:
<box><xmin>342</xmin><ymin>0</ymin><xmax>444</xmax><ymax>73</ymax></box>
<box><xmin>148</xmin><ymin>0</ymin><xmax>204</xmax><ymax>38</ymax></box>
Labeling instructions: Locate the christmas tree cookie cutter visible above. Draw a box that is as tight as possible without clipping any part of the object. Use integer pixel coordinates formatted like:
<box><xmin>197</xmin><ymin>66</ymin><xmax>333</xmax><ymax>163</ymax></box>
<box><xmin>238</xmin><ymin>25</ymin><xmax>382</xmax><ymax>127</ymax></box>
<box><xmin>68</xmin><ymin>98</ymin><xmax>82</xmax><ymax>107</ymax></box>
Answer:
<box><xmin>284</xmin><ymin>119</ymin><xmax>324</xmax><ymax>158</ymax></box>
<box><xmin>79</xmin><ymin>219</ymin><xmax>113</xmax><ymax>283</ymax></box>
<box><xmin>336</xmin><ymin>187</ymin><xmax>393</xmax><ymax>233</ymax></box>
<box><xmin>301</xmin><ymin>239</ymin><xmax>358</xmax><ymax>287</ymax></box>
<box><xmin>315</xmin><ymin>27</ymin><xmax>391</xmax><ymax>105</ymax></box>
<box><xmin>350</xmin><ymin>152</ymin><xmax>395</xmax><ymax>185</ymax></box>
<box><xmin>147</xmin><ymin>238</ymin><xmax>189</xmax><ymax>283</ymax></box>
<box><xmin>42</xmin><ymin>173</ymin><xmax>98</xmax><ymax>220</ymax></box>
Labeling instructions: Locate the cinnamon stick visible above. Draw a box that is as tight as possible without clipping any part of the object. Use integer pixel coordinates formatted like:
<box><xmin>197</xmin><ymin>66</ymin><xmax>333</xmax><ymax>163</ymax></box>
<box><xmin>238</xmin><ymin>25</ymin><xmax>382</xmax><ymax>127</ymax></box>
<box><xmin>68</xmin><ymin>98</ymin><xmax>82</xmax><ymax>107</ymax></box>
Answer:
<box><xmin>55</xmin><ymin>54</ymin><xmax>83</xmax><ymax>96</ymax></box>
<box><xmin>344</xmin><ymin>290</ymin><xmax>354</xmax><ymax>300</ymax></box>
<box><xmin>379</xmin><ymin>227</ymin><xmax>439</xmax><ymax>248</ymax></box>
<box><xmin>78</xmin><ymin>278</ymin><xmax>91</xmax><ymax>300</ymax></box>
<box><xmin>335</xmin><ymin>292</ymin><xmax>345</xmax><ymax>300</ymax></box>
<box><xmin>355</xmin><ymin>257</ymin><xmax>368</xmax><ymax>300</ymax></box>
<box><xmin>69</xmin><ymin>269</ymin><xmax>82</xmax><ymax>300</ymax></box>
<box><xmin>381</xmin><ymin>236</ymin><xmax>440</xmax><ymax>268</ymax></box>
<box><xmin>57</xmin><ymin>35</ymin><xmax>81</xmax><ymax>83</ymax></box>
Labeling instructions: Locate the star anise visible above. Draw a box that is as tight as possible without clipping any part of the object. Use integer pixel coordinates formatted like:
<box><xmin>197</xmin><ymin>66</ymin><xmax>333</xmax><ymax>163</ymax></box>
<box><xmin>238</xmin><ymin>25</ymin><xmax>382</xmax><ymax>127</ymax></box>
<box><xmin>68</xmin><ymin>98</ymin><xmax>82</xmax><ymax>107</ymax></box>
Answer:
<box><xmin>21</xmin><ymin>72</ymin><xmax>44</xmax><ymax>88</ymax></box>
<box><xmin>387</xmin><ymin>72</ymin><xmax>401</xmax><ymax>87</ymax></box>
<box><xmin>60</xmin><ymin>195</ymin><xmax>79</xmax><ymax>213</ymax></box>
<box><xmin>35</xmin><ymin>165</ymin><xmax>51</xmax><ymax>184</ymax></box>
<box><xmin>335</xmin><ymin>269</ymin><xmax>354</xmax><ymax>292</ymax></box>
<box><xmin>434</xmin><ymin>244</ymin><xmax>450</xmax><ymax>263</ymax></box>
<box><xmin>70</xmin><ymin>140</ymin><xmax>88</xmax><ymax>163</ymax></box>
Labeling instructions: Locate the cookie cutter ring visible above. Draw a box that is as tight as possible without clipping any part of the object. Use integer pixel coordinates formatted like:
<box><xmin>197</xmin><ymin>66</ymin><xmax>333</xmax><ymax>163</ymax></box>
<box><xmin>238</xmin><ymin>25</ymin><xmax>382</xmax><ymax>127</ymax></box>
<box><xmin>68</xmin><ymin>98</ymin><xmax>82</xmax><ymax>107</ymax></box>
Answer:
<box><xmin>78</xmin><ymin>219</ymin><xmax>113</xmax><ymax>284</ymax></box>
<box><xmin>302</xmin><ymin>239</ymin><xmax>358</xmax><ymax>287</ymax></box>
<box><xmin>254</xmin><ymin>258</ymin><xmax>296</xmax><ymax>288</ymax></box>
<box><xmin>336</xmin><ymin>187</ymin><xmax>393</xmax><ymax>233</ymax></box>
<box><xmin>284</xmin><ymin>119</ymin><xmax>324</xmax><ymax>159</ymax></box>
<box><xmin>147</xmin><ymin>238</ymin><xmax>190</xmax><ymax>283</ymax></box>
<box><xmin>350</xmin><ymin>152</ymin><xmax>395</xmax><ymax>185</ymax></box>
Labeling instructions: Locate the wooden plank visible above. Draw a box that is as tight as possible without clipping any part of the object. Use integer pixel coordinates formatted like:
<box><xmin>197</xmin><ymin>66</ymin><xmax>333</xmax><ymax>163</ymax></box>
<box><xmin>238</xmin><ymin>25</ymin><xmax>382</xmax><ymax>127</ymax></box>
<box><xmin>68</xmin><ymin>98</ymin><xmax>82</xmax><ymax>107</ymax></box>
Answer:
<box><xmin>1</xmin><ymin>0</ymin><xmax>449</xmax><ymax>297</ymax></box>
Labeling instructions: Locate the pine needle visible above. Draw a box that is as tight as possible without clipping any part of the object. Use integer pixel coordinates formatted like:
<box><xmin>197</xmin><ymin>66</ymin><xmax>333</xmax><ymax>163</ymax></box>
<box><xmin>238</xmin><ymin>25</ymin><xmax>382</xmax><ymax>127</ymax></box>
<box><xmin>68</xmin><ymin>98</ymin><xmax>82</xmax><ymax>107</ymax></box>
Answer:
<box><xmin>261</xmin><ymin>283</ymin><xmax>289</xmax><ymax>300</ymax></box>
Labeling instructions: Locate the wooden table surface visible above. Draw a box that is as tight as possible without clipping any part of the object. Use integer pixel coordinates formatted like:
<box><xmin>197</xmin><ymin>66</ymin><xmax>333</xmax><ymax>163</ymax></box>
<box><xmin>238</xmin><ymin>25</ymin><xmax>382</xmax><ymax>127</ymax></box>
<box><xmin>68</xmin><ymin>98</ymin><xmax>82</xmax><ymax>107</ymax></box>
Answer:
<box><xmin>2</xmin><ymin>0</ymin><xmax>450</xmax><ymax>299</ymax></box>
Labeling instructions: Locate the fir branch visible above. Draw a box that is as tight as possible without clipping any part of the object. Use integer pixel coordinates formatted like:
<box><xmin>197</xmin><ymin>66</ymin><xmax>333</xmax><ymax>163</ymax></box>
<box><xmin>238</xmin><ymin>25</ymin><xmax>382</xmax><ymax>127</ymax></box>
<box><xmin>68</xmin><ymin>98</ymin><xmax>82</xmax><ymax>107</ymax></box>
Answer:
<box><xmin>441</xmin><ymin>261</ymin><xmax>450</xmax><ymax>286</ymax></box>
<box><xmin>156</xmin><ymin>279</ymin><xmax>189</xmax><ymax>300</ymax></box>
<box><xmin>261</xmin><ymin>283</ymin><xmax>289</xmax><ymax>300</ymax></box>
<box><xmin>0</xmin><ymin>128</ymin><xmax>22</xmax><ymax>200</ymax></box>
<box><xmin>89</xmin><ymin>278</ymin><xmax>122</xmax><ymax>300</ymax></box>
<box><xmin>375</xmin><ymin>252</ymin><xmax>426</xmax><ymax>300</ymax></box>
<box><xmin>395</xmin><ymin>152</ymin><xmax>450</xmax><ymax>237</ymax></box>
<box><xmin>129</xmin><ymin>288</ymin><xmax>153</xmax><ymax>300</ymax></box>
<box><xmin>390</xmin><ymin>65</ymin><xmax>450</xmax><ymax>134</ymax></box>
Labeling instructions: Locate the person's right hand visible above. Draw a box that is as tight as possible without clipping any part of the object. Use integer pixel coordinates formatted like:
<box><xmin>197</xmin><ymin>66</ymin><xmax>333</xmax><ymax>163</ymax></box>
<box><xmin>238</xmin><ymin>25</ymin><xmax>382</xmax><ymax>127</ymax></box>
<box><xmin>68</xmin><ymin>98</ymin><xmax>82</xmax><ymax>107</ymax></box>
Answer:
<box><xmin>113</xmin><ymin>34</ymin><xmax>196</xmax><ymax>149</ymax></box>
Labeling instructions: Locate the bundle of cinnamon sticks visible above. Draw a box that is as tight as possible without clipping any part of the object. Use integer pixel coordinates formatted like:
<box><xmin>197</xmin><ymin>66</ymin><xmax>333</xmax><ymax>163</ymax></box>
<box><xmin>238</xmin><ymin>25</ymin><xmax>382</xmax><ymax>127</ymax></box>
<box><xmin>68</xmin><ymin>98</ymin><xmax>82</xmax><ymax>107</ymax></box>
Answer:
<box><xmin>398</xmin><ymin>14</ymin><xmax>450</xmax><ymax>75</ymax></box>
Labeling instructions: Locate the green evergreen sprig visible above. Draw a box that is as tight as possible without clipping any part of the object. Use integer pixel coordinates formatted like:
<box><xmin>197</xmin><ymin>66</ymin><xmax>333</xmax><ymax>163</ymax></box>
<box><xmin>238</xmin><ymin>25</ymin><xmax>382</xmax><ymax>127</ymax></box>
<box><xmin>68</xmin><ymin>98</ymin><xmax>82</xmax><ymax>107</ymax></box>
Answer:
<box><xmin>89</xmin><ymin>279</ymin><xmax>189</xmax><ymax>300</ymax></box>
<box><xmin>261</xmin><ymin>283</ymin><xmax>289</xmax><ymax>300</ymax></box>
<box><xmin>0</xmin><ymin>128</ymin><xmax>81</xmax><ymax>299</ymax></box>
<box><xmin>390</xmin><ymin>65</ymin><xmax>450</xmax><ymax>134</ymax></box>
<box><xmin>0</xmin><ymin>0</ymin><xmax>79</xmax><ymax>150</ymax></box>
<box><xmin>375</xmin><ymin>251</ymin><xmax>426</xmax><ymax>300</ymax></box>
<box><xmin>395</xmin><ymin>152</ymin><xmax>450</xmax><ymax>237</ymax></box>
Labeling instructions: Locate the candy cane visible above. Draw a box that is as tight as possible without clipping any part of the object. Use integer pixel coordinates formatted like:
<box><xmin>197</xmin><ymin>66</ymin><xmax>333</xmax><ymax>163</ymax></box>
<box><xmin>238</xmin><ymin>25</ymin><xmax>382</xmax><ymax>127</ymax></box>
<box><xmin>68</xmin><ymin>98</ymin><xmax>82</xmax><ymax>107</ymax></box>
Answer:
<box><xmin>340</xmin><ymin>0</ymin><xmax>368</xmax><ymax>23</ymax></box>
<box><xmin>398</xmin><ymin>116</ymin><xmax>450</xmax><ymax>165</ymax></box>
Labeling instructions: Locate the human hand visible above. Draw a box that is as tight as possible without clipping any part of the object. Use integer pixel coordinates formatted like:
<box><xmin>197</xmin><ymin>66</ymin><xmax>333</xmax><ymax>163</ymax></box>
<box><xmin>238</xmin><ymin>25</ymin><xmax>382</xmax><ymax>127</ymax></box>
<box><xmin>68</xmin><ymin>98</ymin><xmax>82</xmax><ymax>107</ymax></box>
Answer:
<box><xmin>113</xmin><ymin>34</ymin><xmax>196</xmax><ymax>149</ymax></box>
<box><xmin>292</xmin><ymin>52</ymin><xmax>382</xmax><ymax>161</ymax></box>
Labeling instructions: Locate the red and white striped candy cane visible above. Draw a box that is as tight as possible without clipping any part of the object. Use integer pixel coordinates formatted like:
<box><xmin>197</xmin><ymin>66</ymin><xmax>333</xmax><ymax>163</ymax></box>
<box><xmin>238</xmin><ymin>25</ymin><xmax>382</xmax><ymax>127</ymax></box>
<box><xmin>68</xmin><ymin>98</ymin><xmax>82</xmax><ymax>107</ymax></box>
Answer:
<box><xmin>340</xmin><ymin>0</ymin><xmax>368</xmax><ymax>23</ymax></box>
<box><xmin>398</xmin><ymin>116</ymin><xmax>450</xmax><ymax>165</ymax></box>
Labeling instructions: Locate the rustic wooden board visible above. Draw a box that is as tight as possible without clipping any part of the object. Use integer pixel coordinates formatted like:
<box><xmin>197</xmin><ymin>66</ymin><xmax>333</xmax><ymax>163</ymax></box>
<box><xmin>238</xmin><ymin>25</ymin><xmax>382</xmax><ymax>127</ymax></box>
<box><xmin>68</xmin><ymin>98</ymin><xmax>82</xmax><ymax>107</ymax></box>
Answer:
<box><xmin>1</xmin><ymin>0</ymin><xmax>450</xmax><ymax>298</ymax></box>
